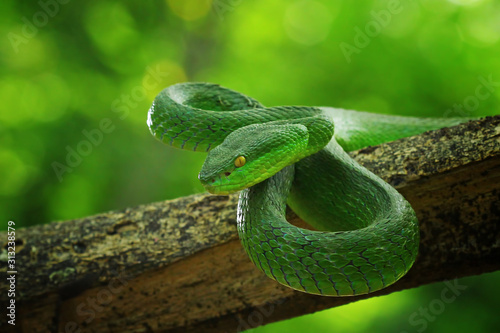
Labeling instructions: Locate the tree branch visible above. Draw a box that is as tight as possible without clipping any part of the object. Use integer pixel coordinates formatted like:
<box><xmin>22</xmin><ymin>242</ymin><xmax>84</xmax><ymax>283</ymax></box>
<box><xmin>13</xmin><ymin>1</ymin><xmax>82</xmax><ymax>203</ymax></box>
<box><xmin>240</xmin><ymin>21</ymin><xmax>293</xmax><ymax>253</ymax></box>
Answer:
<box><xmin>1</xmin><ymin>116</ymin><xmax>499</xmax><ymax>333</ymax></box>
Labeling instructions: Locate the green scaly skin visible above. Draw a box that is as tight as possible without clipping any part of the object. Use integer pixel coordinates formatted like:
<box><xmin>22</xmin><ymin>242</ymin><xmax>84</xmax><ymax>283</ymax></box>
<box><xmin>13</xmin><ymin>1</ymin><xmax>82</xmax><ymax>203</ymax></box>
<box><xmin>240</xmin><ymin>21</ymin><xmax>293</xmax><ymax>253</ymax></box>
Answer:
<box><xmin>148</xmin><ymin>82</ymin><xmax>471</xmax><ymax>296</ymax></box>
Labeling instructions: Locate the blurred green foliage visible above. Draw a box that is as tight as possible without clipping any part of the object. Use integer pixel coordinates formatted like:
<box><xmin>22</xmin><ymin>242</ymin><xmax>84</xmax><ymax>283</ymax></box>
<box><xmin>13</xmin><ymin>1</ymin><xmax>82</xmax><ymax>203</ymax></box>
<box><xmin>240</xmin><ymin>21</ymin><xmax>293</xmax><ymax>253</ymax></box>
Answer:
<box><xmin>1</xmin><ymin>0</ymin><xmax>498</xmax><ymax>332</ymax></box>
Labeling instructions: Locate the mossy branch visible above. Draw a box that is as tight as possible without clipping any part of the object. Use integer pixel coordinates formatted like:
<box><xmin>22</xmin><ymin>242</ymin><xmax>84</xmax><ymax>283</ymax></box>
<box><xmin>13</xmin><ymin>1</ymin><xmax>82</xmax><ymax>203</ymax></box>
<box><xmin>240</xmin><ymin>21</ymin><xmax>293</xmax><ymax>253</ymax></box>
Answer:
<box><xmin>1</xmin><ymin>116</ymin><xmax>499</xmax><ymax>332</ymax></box>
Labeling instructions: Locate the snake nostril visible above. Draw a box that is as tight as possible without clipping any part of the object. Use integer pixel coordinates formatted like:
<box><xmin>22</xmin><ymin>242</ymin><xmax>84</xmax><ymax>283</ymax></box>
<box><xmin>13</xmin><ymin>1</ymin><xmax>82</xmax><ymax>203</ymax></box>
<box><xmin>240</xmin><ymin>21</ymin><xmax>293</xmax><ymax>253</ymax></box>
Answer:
<box><xmin>224</xmin><ymin>172</ymin><xmax>231</xmax><ymax>177</ymax></box>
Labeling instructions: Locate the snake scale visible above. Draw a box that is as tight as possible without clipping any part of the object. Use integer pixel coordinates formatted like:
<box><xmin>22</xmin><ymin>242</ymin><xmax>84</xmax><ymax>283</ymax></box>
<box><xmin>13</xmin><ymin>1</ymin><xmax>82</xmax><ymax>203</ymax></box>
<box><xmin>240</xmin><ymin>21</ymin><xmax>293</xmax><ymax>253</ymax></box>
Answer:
<box><xmin>147</xmin><ymin>82</ymin><xmax>468</xmax><ymax>296</ymax></box>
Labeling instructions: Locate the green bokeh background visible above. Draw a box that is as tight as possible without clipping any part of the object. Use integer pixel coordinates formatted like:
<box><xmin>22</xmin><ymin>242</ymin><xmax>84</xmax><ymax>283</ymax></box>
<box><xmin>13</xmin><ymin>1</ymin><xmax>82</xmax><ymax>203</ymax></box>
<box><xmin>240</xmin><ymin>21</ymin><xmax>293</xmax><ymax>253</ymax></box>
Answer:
<box><xmin>1</xmin><ymin>0</ymin><xmax>499</xmax><ymax>332</ymax></box>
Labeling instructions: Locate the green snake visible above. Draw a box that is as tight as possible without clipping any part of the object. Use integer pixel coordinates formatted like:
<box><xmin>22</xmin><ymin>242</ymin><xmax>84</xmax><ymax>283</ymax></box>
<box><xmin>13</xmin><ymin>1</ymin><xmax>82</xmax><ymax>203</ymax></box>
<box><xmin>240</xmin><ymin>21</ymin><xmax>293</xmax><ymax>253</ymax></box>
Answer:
<box><xmin>147</xmin><ymin>82</ymin><xmax>468</xmax><ymax>296</ymax></box>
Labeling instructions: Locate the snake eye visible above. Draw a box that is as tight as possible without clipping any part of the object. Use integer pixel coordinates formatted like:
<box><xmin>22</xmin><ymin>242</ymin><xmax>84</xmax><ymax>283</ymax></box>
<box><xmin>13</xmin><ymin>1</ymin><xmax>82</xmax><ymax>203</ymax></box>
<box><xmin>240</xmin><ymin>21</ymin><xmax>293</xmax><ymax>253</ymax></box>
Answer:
<box><xmin>234</xmin><ymin>155</ymin><xmax>246</xmax><ymax>168</ymax></box>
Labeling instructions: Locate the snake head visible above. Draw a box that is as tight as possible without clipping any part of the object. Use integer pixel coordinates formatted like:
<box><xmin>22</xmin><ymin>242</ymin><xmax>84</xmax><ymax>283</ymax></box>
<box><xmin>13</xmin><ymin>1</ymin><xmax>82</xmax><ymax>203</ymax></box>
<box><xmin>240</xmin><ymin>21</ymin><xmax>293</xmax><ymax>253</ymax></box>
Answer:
<box><xmin>198</xmin><ymin>123</ymin><xmax>310</xmax><ymax>194</ymax></box>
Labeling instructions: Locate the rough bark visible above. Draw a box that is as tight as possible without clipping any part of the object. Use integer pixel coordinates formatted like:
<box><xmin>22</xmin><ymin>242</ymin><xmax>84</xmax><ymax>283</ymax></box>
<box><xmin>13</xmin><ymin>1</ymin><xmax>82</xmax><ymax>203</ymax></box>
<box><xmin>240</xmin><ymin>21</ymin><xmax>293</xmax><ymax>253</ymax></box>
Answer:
<box><xmin>1</xmin><ymin>116</ymin><xmax>499</xmax><ymax>333</ymax></box>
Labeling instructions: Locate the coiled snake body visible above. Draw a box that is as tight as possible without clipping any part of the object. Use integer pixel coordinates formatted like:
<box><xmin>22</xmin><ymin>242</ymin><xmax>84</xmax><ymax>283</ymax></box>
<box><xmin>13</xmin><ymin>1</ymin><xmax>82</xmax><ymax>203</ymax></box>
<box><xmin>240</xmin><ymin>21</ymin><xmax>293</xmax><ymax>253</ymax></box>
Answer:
<box><xmin>148</xmin><ymin>83</ymin><xmax>467</xmax><ymax>296</ymax></box>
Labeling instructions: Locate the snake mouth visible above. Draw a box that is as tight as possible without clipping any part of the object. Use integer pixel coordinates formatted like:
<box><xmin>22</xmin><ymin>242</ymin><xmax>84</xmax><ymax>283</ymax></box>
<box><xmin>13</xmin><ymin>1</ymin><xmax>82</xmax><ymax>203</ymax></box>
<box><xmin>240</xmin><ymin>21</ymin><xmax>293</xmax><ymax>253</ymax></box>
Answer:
<box><xmin>202</xmin><ymin>183</ymin><xmax>240</xmax><ymax>195</ymax></box>
<box><xmin>198</xmin><ymin>173</ymin><xmax>246</xmax><ymax>195</ymax></box>
<box><xmin>204</xmin><ymin>186</ymin><xmax>231</xmax><ymax>195</ymax></box>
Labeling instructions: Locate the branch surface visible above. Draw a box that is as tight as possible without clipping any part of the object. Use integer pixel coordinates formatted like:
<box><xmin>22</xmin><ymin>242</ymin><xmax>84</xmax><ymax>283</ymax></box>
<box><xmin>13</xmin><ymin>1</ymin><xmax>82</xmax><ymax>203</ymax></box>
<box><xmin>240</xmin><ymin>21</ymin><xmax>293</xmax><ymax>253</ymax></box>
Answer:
<box><xmin>1</xmin><ymin>116</ymin><xmax>499</xmax><ymax>333</ymax></box>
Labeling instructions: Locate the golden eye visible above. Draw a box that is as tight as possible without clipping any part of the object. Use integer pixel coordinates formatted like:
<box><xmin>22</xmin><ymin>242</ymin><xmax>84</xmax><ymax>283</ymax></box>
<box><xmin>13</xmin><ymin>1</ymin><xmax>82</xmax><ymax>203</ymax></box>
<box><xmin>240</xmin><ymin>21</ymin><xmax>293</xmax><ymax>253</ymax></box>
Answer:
<box><xmin>234</xmin><ymin>155</ymin><xmax>246</xmax><ymax>168</ymax></box>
